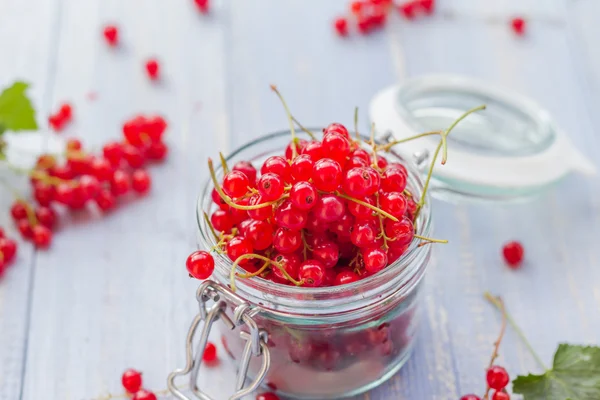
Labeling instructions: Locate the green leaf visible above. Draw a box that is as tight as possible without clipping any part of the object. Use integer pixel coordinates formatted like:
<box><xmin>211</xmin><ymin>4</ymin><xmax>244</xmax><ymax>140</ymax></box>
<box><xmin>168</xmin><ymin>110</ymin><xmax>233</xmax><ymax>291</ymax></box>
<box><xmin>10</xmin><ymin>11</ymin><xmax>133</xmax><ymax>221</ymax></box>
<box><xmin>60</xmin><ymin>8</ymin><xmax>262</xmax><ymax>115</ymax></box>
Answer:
<box><xmin>513</xmin><ymin>344</ymin><xmax>600</xmax><ymax>400</ymax></box>
<box><xmin>0</xmin><ymin>81</ymin><xmax>38</xmax><ymax>134</ymax></box>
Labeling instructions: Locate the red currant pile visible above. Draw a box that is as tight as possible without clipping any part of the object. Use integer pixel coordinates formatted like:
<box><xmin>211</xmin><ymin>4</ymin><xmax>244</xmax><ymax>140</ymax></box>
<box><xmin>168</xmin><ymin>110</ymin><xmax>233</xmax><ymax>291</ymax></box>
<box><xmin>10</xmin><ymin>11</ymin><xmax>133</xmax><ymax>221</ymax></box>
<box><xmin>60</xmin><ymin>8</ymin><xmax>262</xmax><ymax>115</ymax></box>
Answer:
<box><xmin>48</xmin><ymin>102</ymin><xmax>73</xmax><ymax>132</ymax></box>
<box><xmin>0</xmin><ymin>229</ymin><xmax>18</xmax><ymax>275</ymax></box>
<box><xmin>6</xmin><ymin>114</ymin><xmax>167</xmax><ymax>250</ymax></box>
<box><xmin>333</xmin><ymin>0</ymin><xmax>435</xmax><ymax>37</ymax></box>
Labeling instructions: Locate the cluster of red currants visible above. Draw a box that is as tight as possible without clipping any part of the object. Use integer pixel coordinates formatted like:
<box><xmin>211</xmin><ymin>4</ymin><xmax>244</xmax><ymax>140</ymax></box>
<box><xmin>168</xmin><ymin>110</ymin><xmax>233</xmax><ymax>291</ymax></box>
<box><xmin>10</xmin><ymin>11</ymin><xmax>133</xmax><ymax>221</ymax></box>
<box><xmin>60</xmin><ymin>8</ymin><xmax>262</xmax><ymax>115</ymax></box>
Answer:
<box><xmin>8</xmin><ymin>114</ymin><xmax>167</xmax><ymax>249</ymax></box>
<box><xmin>48</xmin><ymin>103</ymin><xmax>73</xmax><ymax>132</ymax></box>
<box><xmin>333</xmin><ymin>0</ymin><xmax>435</xmax><ymax>36</ymax></box>
<box><xmin>461</xmin><ymin>365</ymin><xmax>511</xmax><ymax>400</ymax></box>
<box><xmin>0</xmin><ymin>229</ymin><xmax>18</xmax><ymax>275</ymax></box>
<box><xmin>187</xmin><ymin>121</ymin><xmax>419</xmax><ymax>288</ymax></box>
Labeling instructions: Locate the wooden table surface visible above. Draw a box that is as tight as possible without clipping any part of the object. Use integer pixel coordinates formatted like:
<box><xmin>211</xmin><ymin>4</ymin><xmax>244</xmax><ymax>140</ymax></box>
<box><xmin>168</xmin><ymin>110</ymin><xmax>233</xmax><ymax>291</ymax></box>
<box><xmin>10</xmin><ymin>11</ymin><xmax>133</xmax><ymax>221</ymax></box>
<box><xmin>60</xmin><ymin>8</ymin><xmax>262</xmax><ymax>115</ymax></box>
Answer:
<box><xmin>1</xmin><ymin>1</ymin><xmax>599</xmax><ymax>399</ymax></box>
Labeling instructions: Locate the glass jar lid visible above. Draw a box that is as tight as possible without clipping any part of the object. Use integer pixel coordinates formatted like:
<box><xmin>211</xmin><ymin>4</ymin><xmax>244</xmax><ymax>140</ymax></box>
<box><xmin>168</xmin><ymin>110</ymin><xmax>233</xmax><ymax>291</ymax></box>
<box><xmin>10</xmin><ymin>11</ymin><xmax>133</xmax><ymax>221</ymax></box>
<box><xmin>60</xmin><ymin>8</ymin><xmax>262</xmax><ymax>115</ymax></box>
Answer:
<box><xmin>368</xmin><ymin>75</ymin><xmax>596</xmax><ymax>202</ymax></box>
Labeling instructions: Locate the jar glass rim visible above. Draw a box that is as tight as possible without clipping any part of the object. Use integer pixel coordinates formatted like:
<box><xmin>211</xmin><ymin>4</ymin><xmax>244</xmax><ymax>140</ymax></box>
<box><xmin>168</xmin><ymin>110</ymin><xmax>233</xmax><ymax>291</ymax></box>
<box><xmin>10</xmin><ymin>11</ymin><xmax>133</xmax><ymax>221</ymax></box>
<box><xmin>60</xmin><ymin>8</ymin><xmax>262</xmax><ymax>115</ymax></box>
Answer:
<box><xmin>196</xmin><ymin>129</ymin><xmax>432</xmax><ymax>314</ymax></box>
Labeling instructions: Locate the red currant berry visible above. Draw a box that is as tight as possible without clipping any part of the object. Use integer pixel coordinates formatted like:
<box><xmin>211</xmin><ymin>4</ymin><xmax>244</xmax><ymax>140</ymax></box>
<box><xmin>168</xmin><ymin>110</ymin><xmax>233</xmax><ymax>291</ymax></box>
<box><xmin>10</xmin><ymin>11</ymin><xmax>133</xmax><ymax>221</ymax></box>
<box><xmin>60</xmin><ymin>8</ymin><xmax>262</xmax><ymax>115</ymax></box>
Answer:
<box><xmin>350</xmin><ymin>1</ymin><xmax>364</xmax><ymax>14</ymax></box>
<box><xmin>502</xmin><ymin>241</ymin><xmax>524</xmax><ymax>268</ymax></box>
<box><xmin>302</xmin><ymin>140</ymin><xmax>324</xmax><ymax>161</ymax></box>
<box><xmin>54</xmin><ymin>183</ymin><xmax>74</xmax><ymax>205</ymax></box>
<box><xmin>233</xmin><ymin>161</ymin><xmax>257</xmax><ymax>184</ymax></box>
<box><xmin>10</xmin><ymin>201</ymin><xmax>28</xmax><ymax>221</ymax></box>
<box><xmin>256</xmin><ymin>393</ymin><xmax>280</xmax><ymax>400</ymax></box>
<box><xmin>0</xmin><ymin>238</ymin><xmax>17</xmax><ymax>262</ymax></box>
<box><xmin>122</xmin><ymin>144</ymin><xmax>146</xmax><ymax>168</ymax></box>
<box><xmin>122</xmin><ymin>115</ymin><xmax>146</xmax><ymax>145</ymax></box>
<box><xmin>312</xmin><ymin>158</ymin><xmax>342</xmax><ymax>192</ymax></box>
<box><xmin>492</xmin><ymin>391</ymin><xmax>510</xmax><ymax>400</ymax></box>
<box><xmin>511</xmin><ymin>17</ymin><xmax>526</xmax><ymax>36</ymax></box>
<box><xmin>201</xmin><ymin>341</ymin><xmax>218</xmax><ymax>363</ymax></box>
<box><xmin>68</xmin><ymin>185</ymin><xmax>88</xmax><ymax>210</ymax></box>
<box><xmin>186</xmin><ymin>250</ymin><xmax>215</xmax><ymax>279</ymax></box>
<box><xmin>418</xmin><ymin>0</ymin><xmax>435</xmax><ymax>14</ymax></box>
<box><xmin>226</xmin><ymin>236</ymin><xmax>253</xmax><ymax>263</ymax></box>
<box><xmin>245</xmin><ymin>220</ymin><xmax>274</xmax><ymax>251</ymax></box>
<box><xmin>370</xmin><ymin>6</ymin><xmax>388</xmax><ymax>27</ymax></box>
<box><xmin>323</xmin><ymin>123</ymin><xmax>350</xmax><ymax>140</ymax></box>
<box><xmin>35</xmin><ymin>154</ymin><xmax>57</xmax><ymax>170</ymax></box>
<box><xmin>334</xmin><ymin>270</ymin><xmax>359</xmax><ymax>285</ymax></box>
<box><xmin>329</xmin><ymin>212</ymin><xmax>354</xmax><ymax>240</ymax></box>
<box><xmin>291</xmin><ymin>154</ymin><xmax>314</xmax><ymax>182</ymax></box>
<box><xmin>350</xmin><ymin>148</ymin><xmax>370</xmax><ymax>164</ymax></box>
<box><xmin>272</xmin><ymin>253</ymin><xmax>301</xmax><ymax>283</ymax></box>
<box><xmin>132</xmin><ymin>389</ymin><xmax>157</xmax><ymax>400</ymax></box>
<box><xmin>460</xmin><ymin>395</ymin><xmax>481</xmax><ymax>400</ymax></box>
<box><xmin>247</xmin><ymin>195</ymin><xmax>273</xmax><ymax>221</ymax></box>
<box><xmin>312</xmin><ymin>241</ymin><xmax>339</xmax><ymax>268</ymax></box>
<box><xmin>145</xmin><ymin>59</ymin><xmax>160</xmax><ymax>80</ymax></box>
<box><xmin>486</xmin><ymin>366</ymin><xmax>510</xmax><ymax>390</ymax></box>
<box><xmin>323</xmin><ymin>132</ymin><xmax>351</xmax><ymax>163</ymax></box>
<box><xmin>275</xmin><ymin>200</ymin><xmax>307</xmax><ymax>231</ymax></box>
<box><xmin>211</xmin><ymin>188</ymin><xmax>228</xmax><ymax>210</ymax></box>
<box><xmin>132</xmin><ymin>169</ymin><xmax>151</xmax><ymax>194</ymax></box>
<box><xmin>36</xmin><ymin>206</ymin><xmax>57</xmax><ymax>229</ymax></box>
<box><xmin>385</xmin><ymin>217</ymin><xmax>414</xmax><ymax>246</ymax></box>
<box><xmin>363</xmin><ymin>247</ymin><xmax>388</xmax><ymax>273</ymax></box>
<box><xmin>312</xmin><ymin>194</ymin><xmax>345</xmax><ymax>223</ymax></box>
<box><xmin>380</xmin><ymin>192</ymin><xmax>408</xmax><ymax>218</ymax></box>
<box><xmin>285</xmin><ymin>139</ymin><xmax>308</xmax><ymax>160</ymax></box>
<box><xmin>145</xmin><ymin>115</ymin><xmax>167</xmax><ymax>141</ymax></box>
<box><xmin>32</xmin><ymin>225</ymin><xmax>52</xmax><ymax>248</ymax></box>
<box><xmin>299</xmin><ymin>259</ymin><xmax>326</xmax><ymax>287</ymax></box>
<box><xmin>357</xmin><ymin>16</ymin><xmax>374</xmax><ymax>34</ymax></box>
<box><xmin>102</xmin><ymin>141</ymin><xmax>124</xmax><ymax>166</ymax></box>
<box><xmin>211</xmin><ymin>210</ymin><xmax>233</xmax><ymax>233</ymax></box>
<box><xmin>381</xmin><ymin>166</ymin><xmax>407</xmax><ymax>193</ymax></box>
<box><xmin>146</xmin><ymin>141</ymin><xmax>168</xmax><ymax>161</ymax></box>
<box><xmin>261</xmin><ymin>156</ymin><xmax>291</xmax><ymax>183</ymax></box>
<box><xmin>121</xmin><ymin>368</ymin><xmax>142</xmax><ymax>394</ymax></box>
<box><xmin>222</xmin><ymin>171</ymin><xmax>250</xmax><ymax>198</ymax></box>
<box><xmin>103</xmin><ymin>25</ymin><xmax>119</xmax><ymax>46</ymax></box>
<box><xmin>351</xmin><ymin>221</ymin><xmax>379</xmax><ymax>248</ymax></box>
<box><xmin>49</xmin><ymin>163</ymin><xmax>74</xmax><ymax>180</ymax></box>
<box><xmin>17</xmin><ymin>219</ymin><xmax>32</xmax><ymax>239</ymax></box>
<box><xmin>334</xmin><ymin>17</ymin><xmax>349</xmax><ymax>36</ymax></box>
<box><xmin>305</xmin><ymin>212</ymin><xmax>329</xmax><ymax>233</ymax></box>
<box><xmin>194</xmin><ymin>0</ymin><xmax>210</xmax><ymax>13</ymax></box>
<box><xmin>348</xmin><ymin>195</ymin><xmax>375</xmax><ymax>218</ymax></box>
<box><xmin>290</xmin><ymin>181</ymin><xmax>318</xmax><ymax>211</ymax></box>
<box><xmin>79</xmin><ymin>174</ymin><xmax>101</xmax><ymax>200</ymax></box>
<box><xmin>96</xmin><ymin>189</ymin><xmax>116</xmax><ymax>211</ymax></box>
<box><xmin>388</xmin><ymin>243</ymin><xmax>409</xmax><ymax>262</ymax></box>
<box><xmin>399</xmin><ymin>2</ymin><xmax>416</xmax><ymax>19</ymax></box>
<box><xmin>344</xmin><ymin>157</ymin><xmax>368</xmax><ymax>170</ymax></box>
<box><xmin>257</xmin><ymin>173</ymin><xmax>284</xmax><ymax>201</ymax></box>
<box><xmin>88</xmin><ymin>157</ymin><xmax>112</xmax><ymax>182</ymax></box>
<box><xmin>273</xmin><ymin>228</ymin><xmax>302</xmax><ymax>254</ymax></box>
<box><xmin>343</xmin><ymin>167</ymin><xmax>373</xmax><ymax>197</ymax></box>
<box><xmin>66</xmin><ymin>138</ymin><xmax>82</xmax><ymax>151</ymax></box>
<box><xmin>111</xmin><ymin>170</ymin><xmax>131</xmax><ymax>196</ymax></box>
<box><xmin>59</xmin><ymin>103</ymin><xmax>72</xmax><ymax>121</ymax></box>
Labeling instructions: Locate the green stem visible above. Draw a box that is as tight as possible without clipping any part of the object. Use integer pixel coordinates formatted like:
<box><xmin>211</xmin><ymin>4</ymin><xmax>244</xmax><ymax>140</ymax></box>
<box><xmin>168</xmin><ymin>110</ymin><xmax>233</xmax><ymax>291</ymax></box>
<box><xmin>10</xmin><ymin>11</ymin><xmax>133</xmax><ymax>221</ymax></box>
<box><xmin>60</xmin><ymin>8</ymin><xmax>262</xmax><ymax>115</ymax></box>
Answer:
<box><xmin>413</xmin><ymin>234</ymin><xmax>448</xmax><ymax>244</ymax></box>
<box><xmin>230</xmin><ymin>253</ymin><xmax>301</xmax><ymax>291</ymax></box>
<box><xmin>335</xmin><ymin>192</ymin><xmax>399</xmax><ymax>222</ymax></box>
<box><xmin>270</xmin><ymin>85</ymin><xmax>298</xmax><ymax>158</ymax></box>
<box><xmin>353</xmin><ymin>107</ymin><xmax>361</xmax><ymax>143</ymax></box>
<box><xmin>484</xmin><ymin>292</ymin><xmax>549</xmax><ymax>371</ymax></box>
<box><xmin>413</xmin><ymin>139</ymin><xmax>443</xmax><ymax>222</ymax></box>
<box><xmin>441</xmin><ymin>105</ymin><xmax>486</xmax><ymax>164</ymax></box>
<box><xmin>291</xmin><ymin>116</ymin><xmax>316</xmax><ymax>140</ymax></box>
<box><xmin>236</xmin><ymin>261</ymin><xmax>270</xmax><ymax>279</ymax></box>
<box><xmin>219</xmin><ymin>152</ymin><xmax>229</xmax><ymax>174</ymax></box>
<box><xmin>203</xmin><ymin>212</ymin><xmax>219</xmax><ymax>241</ymax></box>
<box><xmin>377</xmin><ymin>130</ymin><xmax>442</xmax><ymax>152</ymax></box>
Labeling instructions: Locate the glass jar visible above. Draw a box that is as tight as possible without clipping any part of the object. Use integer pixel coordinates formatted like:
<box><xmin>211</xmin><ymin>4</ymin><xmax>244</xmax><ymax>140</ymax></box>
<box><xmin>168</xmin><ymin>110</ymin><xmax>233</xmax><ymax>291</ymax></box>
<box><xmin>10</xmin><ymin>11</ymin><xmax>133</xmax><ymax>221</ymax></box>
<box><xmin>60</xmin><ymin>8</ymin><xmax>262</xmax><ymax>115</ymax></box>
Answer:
<box><xmin>169</xmin><ymin>129</ymin><xmax>432</xmax><ymax>400</ymax></box>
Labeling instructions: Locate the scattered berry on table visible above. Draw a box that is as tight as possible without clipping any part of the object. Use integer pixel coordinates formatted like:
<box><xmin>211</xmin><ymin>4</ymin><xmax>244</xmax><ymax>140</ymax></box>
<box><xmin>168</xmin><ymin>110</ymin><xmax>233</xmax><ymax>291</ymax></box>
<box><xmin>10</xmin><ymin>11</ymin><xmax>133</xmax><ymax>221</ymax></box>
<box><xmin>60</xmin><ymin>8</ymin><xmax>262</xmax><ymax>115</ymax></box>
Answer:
<box><xmin>186</xmin><ymin>250</ymin><xmax>215</xmax><ymax>279</ymax></box>
<box><xmin>48</xmin><ymin>102</ymin><xmax>73</xmax><ymax>131</ymax></box>
<box><xmin>511</xmin><ymin>17</ymin><xmax>526</xmax><ymax>36</ymax></box>
<box><xmin>194</xmin><ymin>0</ymin><xmax>210</xmax><ymax>14</ymax></box>
<box><xmin>103</xmin><ymin>24</ymin><xmax>119</xmax><ymax>46</ymax></box>
<box><xmin>502</xmin><ymin>241</ymin><xmax>524</xmax><ymax>268</ymax></box>
<box><xmin>145</xmin><ymin>59</ymin><xmax>160</xmax><ymax>81</ymax></box>
<box><xmin>486</xmin><ymin>365</ymin><xmax>510</xmax><ymax>390</ymax></box>
<box><xmin>132</xmin><ymin>389</ymin><xmax>157</xmax><ymax>400</ymax></box>
<box><xmin>334</xmin><ymin>17</ymin><xmax>349</xmax><ymax>36</ymax></box>
<box><xmin>202</xmin><ymin>341</ymin><xmax>218</xmax><ymax>362</ymax></box>
<box><xmin>460</xmin><ymin>395</ymin><xmax>481</xmax><ymax>400</ymax></box>
<box><xmin>121</xmin><ymin>368</ymin><xmax>143</xmax><ymax>394</ymax></box>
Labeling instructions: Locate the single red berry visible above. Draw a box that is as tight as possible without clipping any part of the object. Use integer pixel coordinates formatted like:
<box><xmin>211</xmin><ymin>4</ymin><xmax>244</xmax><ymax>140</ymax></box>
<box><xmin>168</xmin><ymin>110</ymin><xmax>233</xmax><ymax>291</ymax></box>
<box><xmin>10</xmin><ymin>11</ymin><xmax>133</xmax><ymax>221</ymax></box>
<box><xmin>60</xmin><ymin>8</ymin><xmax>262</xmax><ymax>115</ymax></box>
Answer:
<box><xmin>329</xmin><ymin>212</ymin><xmax>354</xmax><ymax>240</ymax></box>
<box><xmin>385</xmin><ymin>217</ymin><xmax>414</xmax><ymax>246</ymax></box>
<box><xmin>32</xmin><ymin>225</ymin><xmax>52</xmax><ymax>248</ymax></box>
<box><xmin>299</xmin><ymin>259</ymin><xmax>326</xmax><ymax>287</ymax></box>
<box><xmin>486</xmin><ymin>366</ymin><xmax>510</xmax><ymax>390</ymax></box>
<box><xmin>145</xmin><ymin>115</ymin><xmax>167</xmax><ymax>141</ymax></box>
<box><xmin>123</xmin><ymin>144</ymin><xmax>146</xmax><ymax>168</ymax></box>
<box><xmin>271</xmin><ymin>253</ymin><xmax>301</xmax><ymax>283</ymax></box>
<box><xmin>68</xmin><ymin>185</ymin><xmax>88</xmax><ymax>210</ymax></box>
<box><xmin>10</xmin><ymin>201</ymin><xmax>29</xmax><ymax>221</ymax></box>
<box><xmin>343</xmin><ymin>167</ymin><xmax>373</xmax><ymax>197</ymax></box>
<box><xmin>59</xmin><ymin>103</ymin><xmax>73</xmax><ymax>121</ymax></box>
<box><xmin>376</xmin><ymin>155</ymin><xmax>388</xmax><ymax>169</ymax></box>
<box><xmin>502</xmin><ymin>241</ymin><xmax>524</xmax><ymax>268</ymax></box>
<box><xmin>111</xmin><ymin>170</ymin><xmax>131</xmax><ymax>196</ymax></box>
<box><xmin>145</xmin><ymin>59</ymin><xmax>160</xmax><ymax>80</ymax></box>
<box><xmin>492</xmin><ymin>391</ymin><xmax>510</xmax><ymax>400</ymax></box>
<box><xmin>348</xmin><ymin>195</ymin><xmax>375</xmax><ymax>219</ymax></box>
<box><xmin>334</xmin><ymin>17</ymin><xmax>349</xmax><ymax>36</ymax></box>
<box><xmin>418</xmin><ymin>0</ymin><xmax>435</xmax><ymax>14</ymax></box>
<box><xmin>36</xmin><ymin>206</ymin><xmax>57</xmax><ymax>229</ymax></box>
<box><xmin>312</xmin><ymin>194</ymin><xmax>345</xmax><ymax>223</ymax></box>
<box><xmin>388</xmin><ymin>243</ymin><xmax>409</xmax><ymax>262</ymax></box>
<box><xmin>290</xmin><ymin>181</ymin><xmax>318</xmax><ymax>211</ymax></box>
<box><xmin>344</xmin><ymin>157</ymin><xmax>368</xmax><ymax>170</ymax></box>
<box><xmin>357</xmin><ymin>16</ymin><xmax>374</xmax><ymax>34</ymax></box>
<box><xmin>122</xmin><ymin>115</ymin><xmax>147</xmax><ymax>145</ymax></box>
<box><xmin>247</xmin><ymin>195</ymin><xmax>273</xmax><ymax>221</ymax></box>
<box><xmin>79</xmin><ymin>174</ymin><xmax>101</xmax><ymax>200</ymax></box>
<box><xmin>132</xmin><ymin>169</ymin><xmax>152</xmax><ymax>194</ymax></box>
<box><xmin>285</xmin><ymin>139</ymin><xmax>308</xmax><ymax>160</ymax></box>
<box><xmin>261</xmin><ymin>156</ymin><xmax>291</xmax><ymax>183</ymax></box>
<box><xmin>273</xmin><ymin>228</ymin><xmax>302</xmax><ymax>254</ymax></box>
<box><xmin>399</xmin><ymin>2</ymin><xmax>416</xmax><ymax>19</ymax></box>
<box><xmin>146</xmin><ymin>141</ymin><xmax>168</xmax><ymax>161</ymax></box>
<box><xmin>323</xmin><ymin>132</ymin><xmax>351</xmax><ymax>163</ymax></box>
<box><xmin>256</xmin><ymin>393</ymin><xmax>280</xmax><ymax>400</ymax></box>
<box><xmin>381</xmin><ymin>166</ymin><xmax>407</xmax><ymax>193</ymax></box>
<box><xmin>222</xmin><ymin>171</ymin><xmax>250</xmax><ymax>198</ymax></box>
<box><xmin>132</xmin><ymin>389</ymin><xmax>157</xmax><ymax>400</ymax></box>
<box><xmin>90</xmin><ymin>157</ymin><xmax>114</xmax><ymax>181</ymax></box>
<box><xmin>36</xmin><ymin>154</ymin><xmax>57</xmax><ymax>170</ymax></box>
<box><xmin>334</xmin><ymin>270</ymin><xmax>359</xmax><ymax>285</ymax></box>
<box><xmin>211</xmin><ymin>188</ymin><xmax>228</xmax><ymax>211</ymax></box>
<box><xmin>194</xmin><ymin>0</ymin><xmax>210</xmax><ymax>13</ymax></box>
<box><xmin>66</xmin><ymin>138</ymin><xmax>82</xmax><ymax>151</ymax></box>
<box><xmin>312</xmin><ymin>158</ymin><xmax>342</xmax><ymax>192</ymax></box>
<box><xmin>103</xmin><ymin>25</ymin><xmax>119</xmax><ymax>46</ymax></box>
<box><xmin>232</xmin><ymin>161</ymin><xmax>257</xmax><ymax>184</ymax></box>
<box><xmin>460</xmin><ymin>396</ymin><xmax>481</xmax><ymax>400</ymax></box>
<box><xmin>370</xmin><ymin>6</ymin><xmax>388</xmax><ymax>27</ymax></box>
<box><xmin>211</xmin><ymin>209</ymin><xmax>233</xmax><ymax>233</ymax></box>
<box><xmin>363</xmin><ymin>247</ymin><xmax>388</xmax><ymax>273</ymax></box>
<box><xmin>291</xmin><ymin>154</ymin><xmax>314</xmax><ymax>182</ymax></box>
<box><xmin>302</xmin><ymin>140</ymin><xmax>324</xmax><ymax>161</ymax></box>
<box><xmin>203</xmin><ymin>342</ymin><xmax>218</xmax><ymax>362</ymax></box>
<box><xmin>245</xmin><ymin>220</ymin><xmax>274</xmax><ymax>251</ymax></box>
<box><xmin>257</xmin><ymin>173</ymin><xmax>284</xmax><ymax>201</ymax></box>
<box><xmin>54</xmin><ymin>183</ymin><xmax>74</xmax><ymax>205</ymax></box>
<box><xmin>103</xmin><ymin>141</ymin><xmax>124</xmax><ymax>165</ymax></box>
<box><xmin>226</xmin><ymin>236</ymin><xmax>253</xmax><ymax>264</ymax></box>
<box><xmin>96</xmin><ymin>189</ymin><xmax>116</xmax><ymax>211</ymax></box>
<box><xmin>323</xmin><ymin>123</ymin><xmax>350</xmax><ymax>140</ymax></box>
<box><xmin>0</xmin><ymin>238</ymin><xmax>17</xmax><ymax>262</ymax></box>
<box><xmin>380</xmin><ymin>191</ymin><xmax>408</xmax><ymax>219</ymax></box>
<box><xmin>511</xmin><ymin>17</ymin><xmax>526</xmax><ymax>36</ymax></box>
<box><xmin>186</xmin><ymin>250</ymin><xmax>215</xmax><ymax>279</ymax></box>
<box><xmin>312</xmin><ymin>241</ymin><xmax>339</xmax><ymax>268</ymax></box>
<box><xmin>351</xmin><ymin>221</ymin><xmax>379</xmax><ymax>248</ymax></box>
<box><xmin>17</xmin><ymin>219</ymin><xmax>33</xmax><ymax>239</ymax></box>
<box><xmin>274</xmin><ymin>200</ymin><xmax>307</xmax><ymax>231</ymax></box>
<box><xmin>49</xmin><ymin>163</ymin><xmax>74</xmax><ymax>180</ymax></box>
<box><xmin>305</xmin><ymin>212</ymin><xmax>329</xmax><ymax>233</ymax></box>
<box><xmin>121</xmin><ymin>369</ymin><xmax>143</xmax><ymax>394</ymax></box>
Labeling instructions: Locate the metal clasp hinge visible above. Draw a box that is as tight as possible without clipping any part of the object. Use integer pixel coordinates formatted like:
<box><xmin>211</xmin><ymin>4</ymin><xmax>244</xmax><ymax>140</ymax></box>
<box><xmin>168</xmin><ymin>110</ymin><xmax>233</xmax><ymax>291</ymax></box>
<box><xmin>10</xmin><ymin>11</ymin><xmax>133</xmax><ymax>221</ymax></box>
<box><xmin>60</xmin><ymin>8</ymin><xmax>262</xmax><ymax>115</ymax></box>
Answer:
<box><xmin>167</xmin><ymin>281</ymin><xmax>270</xmax><ymax>400</ymax></box>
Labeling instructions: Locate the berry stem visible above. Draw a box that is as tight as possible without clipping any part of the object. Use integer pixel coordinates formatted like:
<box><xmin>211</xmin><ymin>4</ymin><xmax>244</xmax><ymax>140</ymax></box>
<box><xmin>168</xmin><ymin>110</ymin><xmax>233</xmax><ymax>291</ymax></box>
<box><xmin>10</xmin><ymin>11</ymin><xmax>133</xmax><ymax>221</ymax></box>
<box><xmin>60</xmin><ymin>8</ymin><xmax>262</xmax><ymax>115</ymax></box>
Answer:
<box><xmin>301</xmin><ymin>230</ymin><xmax>311</xmax><ymax>261</ymax></box>
<box><xmin>335</xmin><ymin>191</ymin><xmax>399</xmax><ymax>222</ymax></box>
<box><xmin>3</xmin><ymin>161</ymin><xmax>70</xmax><ymax>186</ymax></box>
<box><xmin>270</xmin><ymin>85</ymin><xmax>298</xmax><ymax>158</ymax></box>
<box><xmin>368</xmin><ymin>123</ymin><xmax>380</xmax><ymax>170</ymax></box>
<box><xmin>375</xmin><ymin>193</ymin><xmax>389</xmax><ymax>250</ymax></box>
<box><xmin>291</xmin><ymin>115</ymin><xmax>317</xmax><ymax>140</ymax></box>
<box><xmin>413</xmin><ymin>234</ymin><xmax>448</xmax><ymax>244</ymax></box>
<box><xmin>209</xmin><ymin>159</ymin><xmax>286</xmax><ymax>210</ymax></box>
<box><xmin>236</xmin><ymin>260</ymin><xmax>271</xmax><ymax>279</ymax></box>
<box><xmin>484</xmin><ymin>291</ymin><xmax>548</xmax><ymax>371</ymax></box>
<box><xmin>482</xmin><ymin>294</ymin><xmax>508</xmax><ymax>400</ymax></box>
<box><xmin>218</xmin><ymin>152</ymin><xmax>229</xmax><ymax>174</ymax></box>
<box><xmin>440</xmin><ymin>105</ymin><xmax>486</xmax><ymax>164</ymax></box>
<box><xmin>377</xmin><ymin>130</ymin><xmax>442</xmax><ymax>152</ymax></box>
<box><xmin>353</xmin><ymin>106</ymin><xmax>361</xmax><ymax>143</ymax></box>
<box><xmin>229</xmin><ymin>253</ymin><xmax>302</xmax><ymax>291</ymax></box>
<box><xmin>203</xmin><ymin>211</ymin><xmax>219</xmax><ymax>240</ymax></box>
